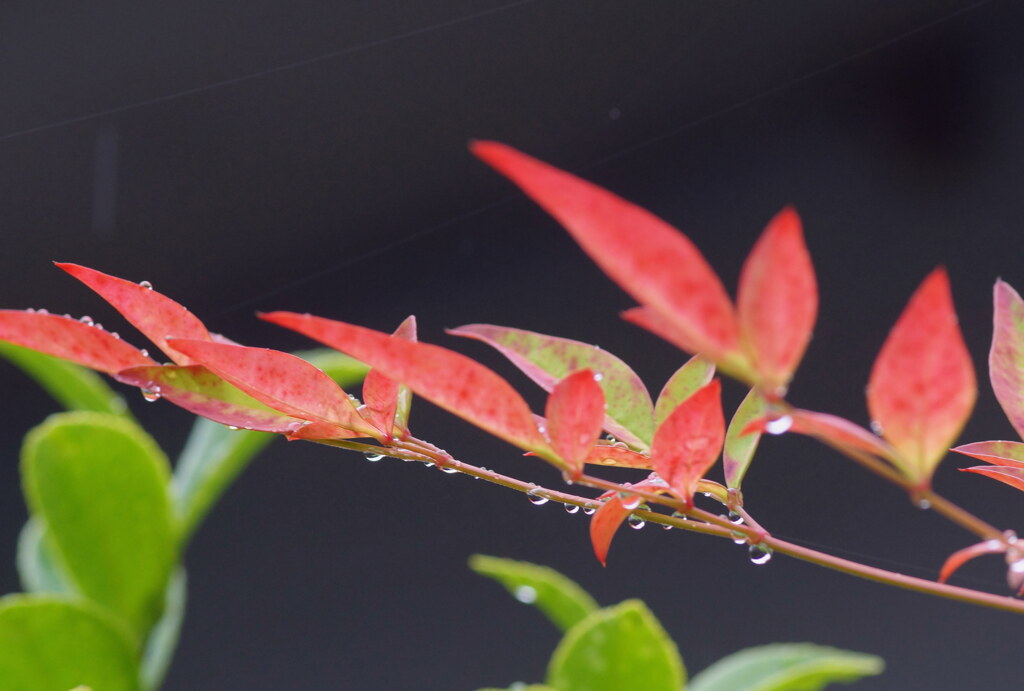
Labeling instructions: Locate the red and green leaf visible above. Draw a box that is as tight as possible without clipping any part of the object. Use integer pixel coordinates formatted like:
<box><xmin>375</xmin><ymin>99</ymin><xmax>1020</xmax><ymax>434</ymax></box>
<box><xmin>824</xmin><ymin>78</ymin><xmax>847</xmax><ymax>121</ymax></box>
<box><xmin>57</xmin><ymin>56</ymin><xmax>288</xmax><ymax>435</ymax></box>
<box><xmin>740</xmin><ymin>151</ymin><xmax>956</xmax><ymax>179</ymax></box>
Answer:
<box><xmin>0</xmin><ymin>310</ymin><xmax>156</xmax><ymax>375</ymax></box>
<box><xmin>450</xmin><ymin>323</ymin><xmax>654</xmax><ymax>447</ymax></box>
<box><xmin>362</xmin><ymin>316</ymin><xmax>417</xmax><ymax>438</ymax></box>
<box><xmin>787</xmin><ymin>409</ymin><xmax>898</xmax><ymax>461</ymax></box>
<box><xmin>650</xmin><ymin>379</ymin><xmax>725</xmax><ymax>503</ymax></box>
<box><xmin>723</xmin><ymin>388</ymin><xmax>768</xmax><ymax>489</ymax></box>
<box><xmin>653</xmin><ymin>355</ymin><xmax>716</xmax><ymax>427</ymax></box>
<box><xmin>990</xmin><ymin>280</ymin><xmax>1024</xmax><ymax>439</ymax></box>
<box><xmin>938</xmin><ymin>540</ymin><xmax>1006</xmax><ymax>584</ymax></box>
<box><xmin>736</xmin><ymin>207</ymin><xmax>817</xmax><ymax>394</ymax></box>
<box><xmin>57</xmin><ymin>263</ymin><xmax>212</xmax><ymax>365</ymax></box>
<box><xmin>545</xmin><ymin>370</ymin><xmax>606</xmax><ymax>476</ymax></box>
<box><xmin>866</xmin><ymin>268</ymin><xmax>976</xmax><ymax>486</ymax></box>
<box><xmin>960</xmin><ymin>465</ymin><xmax>1024</xmax><ymax>493</ymax></box>
<box><xmin>583</xmin><ymin>445</ymin><xmax>653</xmax><ymax>469</ymax></box>
<box><xmin>261</xmin><ymin>312</ymin><xmax>555</xmax><ymax>459</ymax></box>
<box><xmin>471</xmin><ymin>142</ymin><xmax>750</xmax><ymax>375</ymax></box>
<box><xmin>952</xmin><ymin>441</ymin><xmax>1024</xmax><ymax>469</ymax></box>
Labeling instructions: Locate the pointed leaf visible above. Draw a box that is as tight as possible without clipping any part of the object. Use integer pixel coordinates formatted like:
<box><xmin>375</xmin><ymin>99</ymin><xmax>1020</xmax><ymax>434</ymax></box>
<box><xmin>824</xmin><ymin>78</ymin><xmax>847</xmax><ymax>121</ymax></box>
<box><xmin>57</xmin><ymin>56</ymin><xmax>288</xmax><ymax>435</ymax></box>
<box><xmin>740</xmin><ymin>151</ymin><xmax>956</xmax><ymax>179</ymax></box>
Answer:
<box><xmin>472</xmin><ymin>141</ymin><xmax>746</xmax><ymax>371</ymax></box>
<box><xmin>589</xmin><ymin>495</ymin><xmax>632</xmax><ymax>567</ymax></box>
<box><xmin>654</xmin><ymin>355</ymin><xmax>716</xmax><ymax>427</ymax></box>
<box><xmin>261</xmin><ymin>312</ymin><xmax>555</xmax><ymax>459</ymax></box>
<box><xmin>737</xmin><ymin>207</ymin><xmax>817</xmax><ymax>394</ymax></box>
<box><xmin>687</xmin><ymin>643</ymin><xmax>883</xmax><ymax>691</ymax></box>
<box><xmin>584</xmin><ymin>444</ymin><xmax>653</xmax><ymax>469</ymax></box>
<box><xmin>961</xmin><ymin>465</ymin><xmax>1024</xmax><ymax>493</ymax></box>
<box><xmin>938</xmin><ymin>540</ymin><xmax>1005</xmax><ymax>584</ymax></box>
<box><xmin>788</xmin><ymin>409</ymin><xmax>899</xmax><ymax>460</ymax></box>
<box><xmin>546</xmin><ymin>600</ymin><xmax>685</xmax><ymax>691</ymax></box>
<box><xmin>141</xmin><ymin>567</ymin><xmax>187</xmax><ymax>691</ymax></box>
<box><xmin>57</xmin><ymin>262</ymin><xmax>212</xmax><ymax>364</ymax></box>
<box><xmin>866</xmin><ymin>269</ymin><xmax>976</xmax><ymax>485</ymax></box>
<box><xmin>0</xmin><ymin>342</ymin><xmax>129</xmax><ymax>416</ymax></box>
<box><xmin>546</xmin><ymin>370</ymin><xmax>606</xmax><ymax>475</ymax></box>
<box><xmin>450</xmin><ymin>324</ymin><xmax>654</xmax><ymax>447</ymax></box>
<box><xmin>362</xmin><ymin>316</ymin><xmax>417</xmax><ymax>437</ymax></box>
<box><xmin>990</xmin><ymin>280</ymin><xmax>1024</xmax><ymax>438</ymax></box>
<box><xmin>0</xmin><ymin>310</ymin><xmax>155</xmax><ymax>375</ymax></box>
<box><xmin>651</xmin><ymin>379</ymin><xmax>725</xmax><ymax>503</ymax></box>
<box><xmin>469</xmin><ymin>554</ymin><xmax>599</xmax><ymax>632</ymax></box>
<box><xmin>724</xmin><ymin>388</ymin><xmax>767</xmax><ymax>489</ymax></box>
<box><xmin>952</xmin><ymin>441</ymin><xmax>1024</xmax><ymax>468</ymax></box>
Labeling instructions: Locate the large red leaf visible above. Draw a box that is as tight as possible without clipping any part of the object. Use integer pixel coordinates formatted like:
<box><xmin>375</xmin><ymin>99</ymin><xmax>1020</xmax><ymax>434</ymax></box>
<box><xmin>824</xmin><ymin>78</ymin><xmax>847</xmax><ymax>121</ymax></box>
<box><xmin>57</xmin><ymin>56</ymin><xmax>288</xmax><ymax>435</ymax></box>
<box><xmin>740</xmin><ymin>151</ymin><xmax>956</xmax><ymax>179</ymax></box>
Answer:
<box><xmin>167</xmin><ymin>338</ymin><xmax>377</xmax><ymax>437</ymax></box>
<box><xmin>545</xmin><ymin>370</ymin><xmax>606</xmax><ymax>476</ymax></box>
<box><xmin>0</xmin><ymin>310</ymin><xmax>156</xmax><ymax>375</ymax></box>
<box><xmin>990</xmin><ymin>280</ymin><xmax>1024</xmax><ymax>439</ymax></box>
<box><xmin>650</xmin><ymin>379</ymin><xmax>724</xmax><ymax>503</ymax></box>
<box><xmin>361</xmin><ymin>316</ymin><xmax>417</xmax><ymax>439</ymax></box>
<box><xmin>736</xmin><ymin>207</ymin><xmax>817</xmax><ymax>394</ymax></box>
<box><xmin>952</xmin><ymin>441</ymin><xmax>1024</xmax><ymax>469</ymax></box>
<box><xmin>57</xmin><ymin>263</ymin><xmax>212</xmax><ymax>365</ymax></box>
<box><xmin>960</xmin><ymin>465</ymin><xmax>1024</xmax><ymax>493</ymax></box>
<box><xmin>261</xmin><ymin>312</ymin><xmax>555</xmax><ymax>459</ymax></box>
<box><xmin>471</xmin><ymin>142</ymin><xmax>748</xmax><ymax>373</ymax></box>
<box><xmin>866</xmin><ymin>268</ymin><xmax>976</xmax><ymax>485</ymax></box>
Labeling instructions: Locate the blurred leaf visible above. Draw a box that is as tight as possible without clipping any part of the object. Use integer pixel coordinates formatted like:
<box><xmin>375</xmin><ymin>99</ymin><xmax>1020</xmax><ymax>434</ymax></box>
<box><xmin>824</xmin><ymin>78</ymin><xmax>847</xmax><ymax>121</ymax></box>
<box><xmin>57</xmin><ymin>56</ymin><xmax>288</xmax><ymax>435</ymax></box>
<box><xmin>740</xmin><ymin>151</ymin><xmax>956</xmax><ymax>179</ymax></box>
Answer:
<box><xmin>990</xmin><ymin>280</ymin><xmax>1024</xmax><ymax>439</ymax></box>
<box><xmin>687</xmin><ymin>643</ymin><xmax>883</xmax><ymax>691</ymax></box>
<box><xmin>546</xmin><ymin>600</ymin><xmax>684</xmax><ymax>691</ymax></box>
<box><xmin>22</xmin><ymin>412</ymin><xmax>176</xmax><ymax>636</ymax></box>
<box><xmin>16</xmin><ymin>517</ymin><xmax>73</xmax><ymax>595</ymax></box>
<box><xmin>469</xmin><ymin>555</ymin><xmax>598</xmax><ymax>632</ymax></box>
<box><xmin>589</xmin><ymin>494</ymin><xmax>632</xmax><ymax>568</ymax></box>
<box><xmin>546</xmin><ymin>370</ymin><xmax>606</xmax><ymax>475</ymax></box>
<box><xmin>140</xmin><ymin>568</ymin><xmax>187</xmax><ymax>691</ymax></box>
<box><xmin>476</xmin><ymin>686</ymin><xmax>556</xmax><ymax>691</ymax></box>
<box><xmin>654</xmin><ymin>355</ymin><xmax>715</xmax><ymax>427</ymax></box>
<box><xmin>0</xmin><ymin>595</ymin><xmax>139</xmax><ymax>691</ymax></box>
<box><xmin>723</xmin><ymin>388</ymin><xmax>767</xmax><ymax>489</ymax></box>
<box><xmin>652</xmin><ymin>380</ymin><xmax>724</xmax><ymax>502</ymax></box>
<box><xmin>0</xmin><ymin>341</ymin><xmax>129</xmax><ymax>416</ymax></box>
<box><xmin>952</xmin><ymin>440</ymin><xmax>1024</xmax><ymax>468</ymax></box>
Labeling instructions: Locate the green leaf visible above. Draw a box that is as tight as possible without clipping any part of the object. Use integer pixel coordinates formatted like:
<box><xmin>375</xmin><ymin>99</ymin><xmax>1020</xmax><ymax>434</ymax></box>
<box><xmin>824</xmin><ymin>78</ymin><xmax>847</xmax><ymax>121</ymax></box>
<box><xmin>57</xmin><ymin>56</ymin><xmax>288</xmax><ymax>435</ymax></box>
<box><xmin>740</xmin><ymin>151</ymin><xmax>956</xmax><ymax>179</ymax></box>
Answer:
<box><xmin>687</xmin><ymin>643</ymin><xmax>884</xmax><ymax>691</ymax></box>
<box><xmin>654</xmin><ymin>355</ymin><xmax>715</xmax><ymax>427</ymax></box>
<box><xmin>547</xmin><ymin>600</ymin><xmax>684</xmax><ymax>691</ymax></box>
<box><xmin>22</xmin><ymin>412</ymin><xmax>176</xmax><ymax>636</ymax></box>
<box><xmin>723</xmin><ymin>388</ymin><xmax>767</xmax><ymax>489</ymax></box>
<box><xmin>469</xmin><ymin>555</ymin><xmax>599</xmax><ymax>632</ymax></box>
<box><xmin>173</xmin><ymin>348</ymin><xmax>368</xmax><ymax>542</ymax></box>
<box><xmin>140</xmin><ymin>568</ymin><xmax>187</xmax><ymax>691</ymax></box>
<box><xmin>16</xmin><ymin>517</ymin><xmax>73</xmax><ymax>595</ymax></box>
<box><xmin>0</xmin><ymin>594</ymin><xmax>139</xmax><ymax>691</ymax></box>
<box><xmin>476</xmin><ymin>686</ymin><xmax>557</xmax><ymax>691</ymax></box>
<box><xmin>0</xmin><ymin>341</ymin><xmax>129</xmax><ymax>416</ymax></box>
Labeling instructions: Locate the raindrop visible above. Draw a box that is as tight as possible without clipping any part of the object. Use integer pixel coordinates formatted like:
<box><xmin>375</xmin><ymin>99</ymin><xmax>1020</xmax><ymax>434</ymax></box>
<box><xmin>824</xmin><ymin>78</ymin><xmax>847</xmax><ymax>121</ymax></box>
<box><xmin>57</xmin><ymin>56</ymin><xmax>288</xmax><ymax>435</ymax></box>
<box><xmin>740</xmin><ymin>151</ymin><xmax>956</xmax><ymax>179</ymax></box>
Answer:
<box><xmin>111</xmin><ymin>332</ymin><xmax>120</xmax><ymax>339</ymax></box>
<box><xmin>605</xmin><ymin>434</ymin><xmax>618</xmax><ymax>443</ymax></box>
<box><xmin>37</xmin><ymin>308</ymin><xmax>48</xmax><ymax>315</ymax></box>
<box><xmin>94</xmin><ymin>323</ymin><xmax>103</xmax><ymax>331</ymax></box>
<box><xmin>141</xmin><ymin>389</ymin><xmax>160</xmax><ymax>402</ymax></box>
<box><xmin>765</xmin><ymin>415</ymin><xmax>793</xmax><ymax>435</ymax></box>
<box><xmin>139</xmin><ymin>280</ymin><xmax>153</xmax><ymax>290</ymax></box>
<box><xmin>26</xmin><ymin>308</ymin><xmax>34</xmax><ymax>313</ymax></box>
<box><xmin>627</xmin><ymin>513</ymin><xmax>645</xmax><ymax>530</ymax></box>
<box><xmin>564</xmin><ymin>503</ymin><xmax>580</xmax><ymax>515</ymax></box>
<box><xmin>423</xmin><ymin>462</ymin><xmax>435</xmax><ymax>469</ymax></box>
<box><xmin>514</xmin><ymin>585</ymin><xmax>537</xmax><ymax>604</ymax></box>
<box><xmin>79</xmin><ymin>315</ymin><xmax>94</xmax><ymax>326</ymax></box>
<box><xmin>870</xmin><ymin>420</ymin><xmax>884</xmax><ymax>435</ymax></box>
<box><xmin>593</xmin><ymin>372</ymin><xmax>604</xmax><ymax>382</ymax></box>
<box><xmin>732</xmin><ymin>533</ymin><xmax>747</xmax><ymax>545</ymax></box>
<box><xmin>227</xmin><ymin>425</ymin><xmax>239</xmax><ymax>431</ymax></box>
<box><xmin>728</xmin><ymin>511</ymin><xmax>744</xmax><ymax>525</ymax></box>
<box><xmin>748</xmin><ymin>543</ymin><xmax>773</xmax><ymax>565</ymax></box>
<box><xmin>440</xmin><ymin>466</ymin><xmax>459</xmax><ymax>474</ymax></box>
<box><xmin>661</xmin><ymin>522</ymin><xmax>672</xmax><ymax>530</ymax></box>
<box><xmin>620</xmin><ymin>494</ymin><xmax>641</xmax><ymax>510</ymax></box>
<box><xmin>363</xmin><ymin>451</ymin><xmax>385</xmax><ymax>462</ymax></box>
<box><xmin>583</xmin><ymin>506</ymin><xmax>597</xmax><ymax>516</ymax></box>
<box><xmin>140</xmin><ymin>349</ymin><xmax>149</xmax><ymax>358</ymax></box>
<box><xmin>915</xmin><ymin>498</ymin><xmax>932</xmax><ymax>510</ymax></box>
<box><xmin>526</xmin><ymin>490</ymin><xmax>549</xmax><ymax>506</ymax></box>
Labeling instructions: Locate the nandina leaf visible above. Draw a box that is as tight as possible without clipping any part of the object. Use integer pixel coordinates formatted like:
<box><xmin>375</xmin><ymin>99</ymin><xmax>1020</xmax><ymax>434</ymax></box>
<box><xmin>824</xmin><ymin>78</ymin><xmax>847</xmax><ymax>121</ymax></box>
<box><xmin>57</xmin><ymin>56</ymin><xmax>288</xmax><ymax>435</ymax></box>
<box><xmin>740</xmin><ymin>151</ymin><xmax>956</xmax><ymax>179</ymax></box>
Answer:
<box><xmin>167</xmin><ymin>338</ymin><xmax>376</xmax><ymax>437</ymax></box>
<box><xmin>938</xmin><ymin>539</ymin><xmax>1005</xmax><ymax>584</ymax></box>
<box><xmin>56</xmin><ymin>263</ymin><xmax>212</xmax><ymax>365</ymax></box>
<box><xmin>261</xmin><ymin>312</ymin><xmax>555</xmax><ymax>459</ymax></box>
<box><xmin>362</xmin><ymin>316</ymin><xmax>417</xmax><ymax>438</ymax></box>
<box><xmin>584</xmin><ymin>445</ymin><xmax>653</xmax><ymax>469</ymax></box>
<box><xmin>952</xmin><ymin>441</ymin><xmax>1024</xmax><ymax>468</ymax></box>
<box><xmin>723</xmin><ymin>388</ymin><xmax>767</xmax><ymax>489</ymax></box>
<box><xmin>787</xmin><ymin>409</ymin><xmax>898</xmax><ymax>460</ymax></box>
<box><xmin>960</xmin><ymin>465</ymin><xmax>1024</xmax><ymax>493</ymax></box>
<box><xmin>450</xmin><ymin>324</ymin><xmax>654</xmax><ymax>447</ymax></box>
<box><xmin>990</xmin><ymin>280</ymin><xmax>1024</xmax><ymax>439</ymax></box>
<box><xmin>736</xmin><ymin>207</ymin><xmax>817</xmax><ymax>394</ymax></box>
<box><xmin>866</xmin><ymin>268</ymin><xmax>976</xmax><ymax>485</ymax></box>
<box><xmin>0</xmin><ymin>310</ymin><xmax>156</xmax><ymax>375</ymax></box>
<box><xmin>471</xmin><ymin>142</ymin><xmax>749</xmax><ymax>374</ymax></box>
<box><xmin>654</xmin><ymin>355</ymin><xmax>716</xmax><ymax>427</ymax></box>
<box><xmin>650</xmin><ymin>379</ymin><xmax>724</xmax><ymax>503</ymax></box>
<box><xmin>622</xmin><ymin>306</ymin><xmax>703</xmax><ymax>355</ymax></box>
<box><xmin>545</xmin><ymin>370</ymin><xmax>606</xmax><ymax>475</ymax></box>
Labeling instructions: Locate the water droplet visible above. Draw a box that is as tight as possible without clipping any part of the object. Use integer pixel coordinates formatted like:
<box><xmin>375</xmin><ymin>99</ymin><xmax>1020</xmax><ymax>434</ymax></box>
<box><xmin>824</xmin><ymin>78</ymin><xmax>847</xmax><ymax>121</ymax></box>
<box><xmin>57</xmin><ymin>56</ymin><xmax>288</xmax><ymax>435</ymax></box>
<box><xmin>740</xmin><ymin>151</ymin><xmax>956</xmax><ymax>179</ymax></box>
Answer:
<box><xmin>111</xmin><ymin>331</ymin><xmax>120</xmax><ymax>339</ymax></box>
<box><xmin>26</xmin><ymin>308</ymin><xmax>35</xmax><ymax>313</ymax></box>
<box><xmin>605</xmin><ymin>434</ymin><xmax>618</xmax><ymax>443</ymax></box>
<box><xmin>94</xmin><ymin>323</ymin><xmax>103</xmax><ymax>331</ymax></box>
<box><xmin>662</xmin><ymin>522</ymin><xmax>673</xmax><ymax>530</ymax></box>
<box><xmin>514</xmin><ymin>585</ymin><xmax>537</xmax><ymax>604</ymax></box>
<box><xmin>765</xmin><ymin>415</ymin><xmax>793</xmax><ymax>435</ymax></box>
<box><xmin>728</xmin><ymin>511</ymin><xmax>744</xmax><ymax>525</ymax></box>
<box><xmin>870</xmin><ymin>420</ymin><xmax>884</xmax><ymax>435</ymax></box>
<box><xmin>732</xmin><ymin>533</ymin><xmax>747</xmax><ymax>545</ymax></box>
<box><xmin>140</xmin><ymin>349</ymin><xmax>149</xmax><ymax>358</ymax></box>
<box><xmin>593</xmin><ymin>372</ymin><xmax>604</xmax><ymax>382</ymax></box>
<box><xmin>440</xmin><ymin>466</ymin><xmax>459</xmax><ymax>474</ymax></box>
<box><xmin>141</xmin><ymin>389</ymin><xmax>160</xmax><ymax>402</ymax></box>
<box><xmin>915</xmin><ymin>498</ymin><xmax>932</xmax><ymax>510</ymax></box>
<box><xmin>227</xmin><ymin>425</ymin><xmax>239</xmax><ymax>431</ymax></box>
<box><xmin>139</xmin><ymin>280</ymin><xmax>153</xmax><ymax>290</ymax></box>
<box><xmin>627</xmin><ymin>513</ymin><xmax>646</xmax><ymax>529</ymax></box>
<box><xmin>363</xmin><ymin>451</ymin><xmax>385</xmax><ymax>462</ymax></box>
<box><xmin>526</xmin><ymin>490</ymin><xmax>549</xmax><ymax>506</ymax></box>
<box><xmin>620</xmin><ymin>494</ymin><xmax>641</xmax><ymax>510</ymax></box>
<box><xmin>748</xmin><ymin>543</ymin><xmax>773</xmax><ymax>565</ymax></box>
<box><xmin>564</xmin><ymin>503</ymin><xmax>580</xmax><ymax>514</ymax></box>
<box><xmin>583</xmin><ymin>506</ymin><xmax>597</xmax><ymax>516</ymax></box>
<box><xmin>79</xmin><ymin>315</ymin><xmax>94</xmax><ymax>326</ymax></box>
<box><xmin>37</xmin><ymin>308</ymin><xmax>48</xmax><ymax>315</ymax></box>
<box><xmin>423</xmin><ymin>462</ymin><xmax>435</xmax><ymax>469</ymax></box>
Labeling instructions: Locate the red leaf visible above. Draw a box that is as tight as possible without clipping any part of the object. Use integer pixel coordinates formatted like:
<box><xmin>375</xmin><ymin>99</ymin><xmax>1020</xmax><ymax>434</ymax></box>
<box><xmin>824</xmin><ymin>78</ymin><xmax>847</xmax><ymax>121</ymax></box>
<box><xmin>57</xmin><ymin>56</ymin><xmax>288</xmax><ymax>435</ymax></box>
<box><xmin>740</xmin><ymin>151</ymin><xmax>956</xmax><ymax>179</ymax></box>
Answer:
<box><xmin>961</xmin><ymin>465</ymin><xmax>1024</xmax><ymax>493</ymax></box>
<box><xmin>938</xmin><ymin>539</ymin><xmax>1005</xmax><ymax>584</ymax></box>
<box><xmin>57</xmin><ymin>263</ymin><xmax>212</xmax><ymax>365</ymax></box>
<box><xmin>261</xmin><ymin>312</ymin><xmax>555</xmax><ymax>459</ymax></box>
<box><xmin>989</xmin><ymin>280</ymin><xmax>1024</xmax><ymax>438</ymax></box>
<box><xmin>650</xmin><ymin>379</ymin><xmax>724</xmax><ymax>503</ymax></box>
<box><xmin>736</xmin><ymin>207</ymin><xmax>817</xmax><ymax>394</ymax></box>
<box><xmin>362</xmin><ymin>316</ymin><xmax>417</xmax><ymax>438</ymax></box>
<box><xmin>471</xmin><ymin>142</ymin><xmax>748</xmax><ymax>373</ymax></box>
<box><xmin>590</xmin><ymin>495</ymin><xmax>631</xmax><ymax>567</ymax></box>
<box><xmin>545</xmin><ymin>370</ymin><xmax>606</xmax><ymax>475</ymax></box>
<box><xmin>788</xmin><ymin>409</ymin><xmax>898</xmax><ymax>461</ymax></box>
<box><xmin>166</xmin><ymin>338</ymin><xmax>377</xmax><ymax>437</ymax></box>
<box><xmin>951</xmin><ymin>441</ymin><xmax>1024</xmax><ymax>469</ymax></box>
<box><xmin>866</xmin><ymin>268</ymin><xmax>976</xmax><ymax>485</ymax></box>
<box><xmin>0</xmin><ymin>310</ymin><xmax>156</xmax><ymax>375</ymax></box>
<box><xmin>583</xmin><ymin>445</ymin><xmax>653</xmax><ymax>469</ymax></box>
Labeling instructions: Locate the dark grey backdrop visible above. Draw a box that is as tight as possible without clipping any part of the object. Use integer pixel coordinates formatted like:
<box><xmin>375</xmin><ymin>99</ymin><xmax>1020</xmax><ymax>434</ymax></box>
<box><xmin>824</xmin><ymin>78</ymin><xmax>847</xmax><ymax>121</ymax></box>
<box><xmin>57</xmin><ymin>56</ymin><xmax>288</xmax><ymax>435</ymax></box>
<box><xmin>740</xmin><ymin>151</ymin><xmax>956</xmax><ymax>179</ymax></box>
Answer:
<box><xmin>2</xmin><ymin>2</ymin><xmax>1022</xmax><ymax>688</ymax></box>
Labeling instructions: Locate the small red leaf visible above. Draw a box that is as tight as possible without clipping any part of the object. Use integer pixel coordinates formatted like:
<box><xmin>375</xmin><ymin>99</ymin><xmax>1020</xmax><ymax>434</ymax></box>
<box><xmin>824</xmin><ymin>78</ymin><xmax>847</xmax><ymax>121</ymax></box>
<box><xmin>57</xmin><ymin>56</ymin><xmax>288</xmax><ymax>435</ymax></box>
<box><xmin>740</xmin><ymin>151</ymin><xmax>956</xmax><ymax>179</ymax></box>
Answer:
<box><xmin>938</xmin><ymin>539</ymin><xmax>1005</xmax><ymax>584</ymax></box>
<box><xmin>736</xmin><ymin>207</ymin><xmax>817</xmax><ymax>394</ymax></box>
<box><xmin>990</xmin><ymin>280</ymin><xmax>1024</xmax><ymax>439</ymax></box>
<box><xmin>951</xmin><ymin>441</ymin><xmax>1024</xmax><ymax>469</ymax></box>
<box><xmin>57</xmin><ymin>263</ymin><xmax>212</xmax><ymax>365</ymax></box>
<box><xmin>590</xmin><ymin>495</ymin><xmax>631</xmax><ymax>567</ymax></box>
<box><xmin>788</xmin><ymin>409</ymin><xmax>899</xmax><ymax>461</ymax></box>
<box><xmin>0</xmin><ymin>310</ymin><xmax>156</xmax><ymax>375</ymax></box>
<box><xmin>961</xmin><ymin>465</ymin><xmax>1024</xmax><ymax>493</ymax></box>
<box><xmin>866</xmin><ymin>268</ymin><xmax>976</xmax><ymax>485</ymax></box>
<box><xmin>261</xmin><ymin>312</ymin><xmax>555</xmax><ymax>459</ymax></box>
<box><xmin>362</xmin><ymin>316</ymin><xmax>417</xmax><ymax>438</ymax></box>
<box><xmin>472</xmin><ymin>142</ymin><xmax>747</xmax><ymax>370</ymax></box>
<box><xmin>650</xmin><ymin>379</ymin><xmax>724</xmax><ymax>503</ymax></box>
<box><xmin>545</xmin><ymin>370</ymin><xmax>606</xmax><ymax>475</ymax></box>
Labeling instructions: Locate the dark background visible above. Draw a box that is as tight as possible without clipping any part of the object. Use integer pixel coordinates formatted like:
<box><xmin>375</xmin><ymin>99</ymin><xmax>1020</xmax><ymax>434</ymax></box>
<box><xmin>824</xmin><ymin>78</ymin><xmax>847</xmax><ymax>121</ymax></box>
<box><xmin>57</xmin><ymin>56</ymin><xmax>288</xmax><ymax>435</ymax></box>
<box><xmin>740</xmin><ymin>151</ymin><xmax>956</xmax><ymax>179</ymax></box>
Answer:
<box><xmin>2</xmin><ymin>1</ymin><xmax>1023</xmax><ymax>688</ymax></box>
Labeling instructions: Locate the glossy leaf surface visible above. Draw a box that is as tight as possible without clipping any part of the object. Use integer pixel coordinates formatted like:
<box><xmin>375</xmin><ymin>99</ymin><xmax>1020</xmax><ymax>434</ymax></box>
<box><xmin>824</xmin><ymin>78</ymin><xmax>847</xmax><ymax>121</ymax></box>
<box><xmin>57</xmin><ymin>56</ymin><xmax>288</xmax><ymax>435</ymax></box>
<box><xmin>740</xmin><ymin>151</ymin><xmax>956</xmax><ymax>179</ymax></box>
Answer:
<box><xmin>450</xmin><ymin>324</ymin><xmax>654</xmax><ymax>447</ymax></box>
<box><xmin>546</xmin><ymin>600</ymin><xmax>685</xmax><ymax>691</ymax></box>
<box><xmin>469</xmin><ymin>554</ymin><xmax>598</xmax><ymax>632</ymax></box>
<box><xmin>961</xmin><ymin>465</ymin><xmax>1024</xmax><ymax>493</ymax></box>
<box><xmin>866</xmin><ymin>269</ymin><xmax>975</xmax><ymax>484</ymax></box>
<box><xmin>651</xmin><ymin>380</ymin><xmax>724</xmax><ymax>502</ymax></box>
<box><xmin>723</xmin><ymin>388</ymin><xmax>767</xmax><ymax>489</ymax></box>
<box><xmin>688</xmin><ymin>643</ymin><xmax>883</xmax><ymax>691</ymax></box>
<box><xmin>545</xmin><ymin>370</ymin><xmax>606</xmax><ymax>474</ymax></box>
<box><xmin>262</xmin><ymin>312</ymin><xmax>554</xmax><ymax>458</ymax></box>
<box><xmin>472</xmin><ymin>142</ymin><xmax>745</xmax><ymax>370</ymax></box>
<box><xmin>0</xmin><ymin>342</ymin><xmax>129</xmax><ymax>416</ymax></box>
<box><xmin>362</xmin><ymin>316</ymin><xmax>417</xmax><ymax>437</ymax></box>
<box><xmin>951</xmin><ymin>441</ymin><xmax>1024</xmax><ymax>468</ymax></box>
<box><xmin>654</xmin><ymin>355</ymin><xmax>716</xmax><ymax>427</ymax></box>
<box><xmin>990</xmin><ymin>280</ymin><xmax>1024</xmax><ymax>438</ymax></box>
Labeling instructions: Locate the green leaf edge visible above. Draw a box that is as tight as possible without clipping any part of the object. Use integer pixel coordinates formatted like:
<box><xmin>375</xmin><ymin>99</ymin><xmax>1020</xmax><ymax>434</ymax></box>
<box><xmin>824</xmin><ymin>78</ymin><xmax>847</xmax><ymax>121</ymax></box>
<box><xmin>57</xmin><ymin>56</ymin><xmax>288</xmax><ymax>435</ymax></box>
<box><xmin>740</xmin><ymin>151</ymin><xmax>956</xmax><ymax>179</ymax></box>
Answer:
<box><xmin>687</xmin><ymin>643</ymin><xmax>884</xmax><ymax>691</ymax></box>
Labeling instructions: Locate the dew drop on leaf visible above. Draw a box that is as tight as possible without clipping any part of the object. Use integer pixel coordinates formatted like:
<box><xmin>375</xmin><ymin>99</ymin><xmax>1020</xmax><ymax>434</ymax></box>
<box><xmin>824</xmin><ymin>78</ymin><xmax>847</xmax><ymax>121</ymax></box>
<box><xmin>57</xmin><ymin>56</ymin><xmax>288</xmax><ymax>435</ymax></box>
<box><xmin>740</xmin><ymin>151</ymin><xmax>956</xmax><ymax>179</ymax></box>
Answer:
<box><xmin>141</xmin><ymin>389</ymin><xmax>160</xmax><ymax>403</ymax></box>
<box><xmin>620</xmin><ymin>494</ymin><xmax>641</xmax><ymax>510</ymax></box>
<box><xmin>514</xmin><ymin>585</ymin><xmax>538</xmax><ymax>604</ymax></box>
<box><xmin>79</xmin><ymin>315</ymin><xmax>94</xmax><ymax>326</ymax></box>
<box><xmin>139</xmin><ymin>280</ymin><xmax>153</xmax><ymax>289</ymax></box>
<box><xmin>765</xmin><ymin>415</ymin><xmax>793</xmax><ymax>435</ymax></box>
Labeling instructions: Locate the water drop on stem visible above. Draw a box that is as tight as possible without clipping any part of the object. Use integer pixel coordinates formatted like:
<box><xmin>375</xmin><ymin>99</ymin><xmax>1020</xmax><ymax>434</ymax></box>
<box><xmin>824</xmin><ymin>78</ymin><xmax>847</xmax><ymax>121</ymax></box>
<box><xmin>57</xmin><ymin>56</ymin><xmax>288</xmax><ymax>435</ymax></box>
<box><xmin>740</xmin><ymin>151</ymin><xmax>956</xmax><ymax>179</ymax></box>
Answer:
<box><xmin>526</xmin><ymin>489</ymin><xmax>549</xmax><ymax>506</ymax></box>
